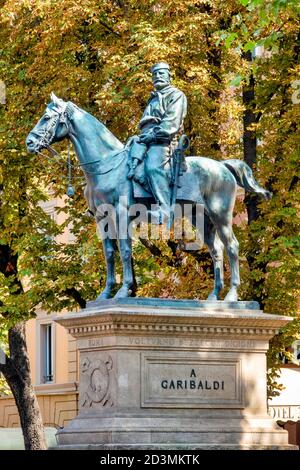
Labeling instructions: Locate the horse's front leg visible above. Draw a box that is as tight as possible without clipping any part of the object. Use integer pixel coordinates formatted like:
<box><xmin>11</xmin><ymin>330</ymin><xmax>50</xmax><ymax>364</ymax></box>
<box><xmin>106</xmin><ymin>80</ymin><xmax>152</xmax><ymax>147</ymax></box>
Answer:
<box><xmin>96</xmin><ymin>238</ymin><xmax>117</xmax><ymax>300</ymax></box>
<box><xmin>114</xmin><ymin>237</ymin><xmax>135</xmax><ymax>299</ymax></box>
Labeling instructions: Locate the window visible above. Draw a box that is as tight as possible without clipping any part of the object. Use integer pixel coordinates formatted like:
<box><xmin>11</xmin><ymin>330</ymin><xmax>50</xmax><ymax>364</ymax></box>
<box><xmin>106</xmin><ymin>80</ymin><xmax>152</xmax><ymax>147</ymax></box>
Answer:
<box><xmin>41</xmin><ymin>324</ymin><xmax>53</xmax><ymax>383</ymax></box>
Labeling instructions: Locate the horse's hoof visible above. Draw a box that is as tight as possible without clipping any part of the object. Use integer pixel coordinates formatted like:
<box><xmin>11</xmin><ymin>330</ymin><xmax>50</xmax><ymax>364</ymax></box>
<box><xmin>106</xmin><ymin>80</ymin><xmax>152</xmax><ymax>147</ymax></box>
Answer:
<box><xmin>224</xmin><ymin>288</ymin><xmax>238</xmax><ymax>302</ymax></box>
<box><xmin>114</xmin><ymin>286</ymin><xmax>133</xmax><ymax>299</ymax></box>
<box><xmin>206</xmin><ymin>290</ymin><xmax>220</xmax><ymax>300</ymax></box>
<box><xmin>207</xmin><ymin>292</ymin><xmax>220</xmax><ymax>301</ymax></box>
<box><xmin>96</xmin><ymin>291</ymin><xmax>112</xmax><ymax>300</ymax></box>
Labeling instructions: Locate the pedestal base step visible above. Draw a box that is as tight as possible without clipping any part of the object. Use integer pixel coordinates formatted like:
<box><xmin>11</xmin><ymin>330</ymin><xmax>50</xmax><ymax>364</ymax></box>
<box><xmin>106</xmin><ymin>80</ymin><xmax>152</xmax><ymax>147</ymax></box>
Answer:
<box><xmin>53</xmin><ymin>443</ymin><xmax>297</xmax><ymax>450</ymax></box>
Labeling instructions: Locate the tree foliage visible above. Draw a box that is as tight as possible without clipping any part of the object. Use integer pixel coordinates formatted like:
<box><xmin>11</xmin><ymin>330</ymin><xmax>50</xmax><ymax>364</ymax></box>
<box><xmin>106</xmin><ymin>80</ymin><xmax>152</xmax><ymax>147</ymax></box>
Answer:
<box><xmin>0</xmin><ymin>1</ymin><xmax>299</xmax><ymax>430</ymax></box>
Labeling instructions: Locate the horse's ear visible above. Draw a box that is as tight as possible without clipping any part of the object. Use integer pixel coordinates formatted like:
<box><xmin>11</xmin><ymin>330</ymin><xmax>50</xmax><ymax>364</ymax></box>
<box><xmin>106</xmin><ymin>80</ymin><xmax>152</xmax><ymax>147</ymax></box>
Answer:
<box><xmin>50</xmin><ymin>92</ymin><xmax>58</xmax><ymax>103</ymax></box>
<box><xmin>50</xmin><ymin>92</ymin><xmax>64</xmax><ymax>108</ymax></box>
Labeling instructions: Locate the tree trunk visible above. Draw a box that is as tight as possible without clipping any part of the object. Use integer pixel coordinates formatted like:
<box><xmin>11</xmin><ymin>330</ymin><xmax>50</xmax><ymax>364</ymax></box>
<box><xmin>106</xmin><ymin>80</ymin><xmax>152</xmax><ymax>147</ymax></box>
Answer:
<box><xmin>0</xmin><ymin>242</ymin><xmax>46</xmax><ymax>449</ymax></box>
<box><xmin>0</xmin><ymin>322</ymin><xmax>46</xmax><ymax>450</ymax></box>
<box><xmin>242</xmin><ymin>51</ymin><xmax>267</xmax><ymax>306</ymax></box>
<box><xmin>242</xmin><ymin>51</ymin><xmax>260</xmax><ymax>223</ymax></box>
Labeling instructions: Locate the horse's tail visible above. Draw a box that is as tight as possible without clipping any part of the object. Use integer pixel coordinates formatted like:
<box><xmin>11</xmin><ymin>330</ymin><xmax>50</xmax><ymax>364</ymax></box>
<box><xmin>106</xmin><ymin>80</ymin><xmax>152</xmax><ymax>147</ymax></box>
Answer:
<box><xmin>222</xmin><ymin>159</ymin><xmax>272</xmax><ymax>200</ymax></box>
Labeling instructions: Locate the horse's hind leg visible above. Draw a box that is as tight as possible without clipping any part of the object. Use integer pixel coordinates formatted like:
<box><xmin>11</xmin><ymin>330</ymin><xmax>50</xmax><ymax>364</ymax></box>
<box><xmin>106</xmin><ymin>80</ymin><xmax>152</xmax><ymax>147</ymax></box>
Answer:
<box><xmin>206</xmin><ymin>196</ymin><xmax>240</xmax><ymax>301</ymax></box>
<box><xmin>215</xmin><ymin>221</ymin><xmax>240</xmax><ymax>301</ymax></box>
<box><xmin>96</xmin><ymin>238</ymin><xmax>117</xmax><ymax>300</ymax></box>
<box><xmin>224</xmin><ymin>231</ymin><xmax>240</xmax><ymax>301</ymax></box>
<box><xmin>204</xmin><ymin>218</ymin><xmax>224</xmax><ymax>300</ymax></box>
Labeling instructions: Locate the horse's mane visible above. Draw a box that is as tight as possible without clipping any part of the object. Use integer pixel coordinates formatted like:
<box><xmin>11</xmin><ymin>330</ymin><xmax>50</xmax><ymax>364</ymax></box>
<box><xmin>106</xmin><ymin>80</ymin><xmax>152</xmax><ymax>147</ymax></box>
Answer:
<box><xmin>67</xmin><ymin>101</ymin><xmax>124</xmax><ymax>151</ymax></box>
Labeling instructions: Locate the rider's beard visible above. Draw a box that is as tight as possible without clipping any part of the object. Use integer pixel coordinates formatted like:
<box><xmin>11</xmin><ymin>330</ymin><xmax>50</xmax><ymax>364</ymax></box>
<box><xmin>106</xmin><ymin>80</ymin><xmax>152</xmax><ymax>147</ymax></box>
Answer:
<box><xmin>154</xmin><ymin>79</ymin><xmax>170</xmax><ymax>90</ymax></box>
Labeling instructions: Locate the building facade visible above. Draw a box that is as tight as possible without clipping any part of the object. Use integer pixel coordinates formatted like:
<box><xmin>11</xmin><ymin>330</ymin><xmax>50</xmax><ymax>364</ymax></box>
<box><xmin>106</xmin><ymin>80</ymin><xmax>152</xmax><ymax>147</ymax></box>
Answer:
<box><xmin>0</xmin><ymin>196</ymin><xmax>79</xmax><ymax>431</ymax></box>
<box><xmin>0</xmin><ymin>311</ymin><xmax>78</xmax><ymax>429</ymax></box>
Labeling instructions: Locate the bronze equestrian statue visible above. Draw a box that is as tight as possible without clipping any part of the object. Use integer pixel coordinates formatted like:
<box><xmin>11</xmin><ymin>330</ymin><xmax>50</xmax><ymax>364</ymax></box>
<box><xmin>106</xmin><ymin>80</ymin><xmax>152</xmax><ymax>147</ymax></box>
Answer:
<box><xmin>26</xmin><ymin>64</ymin><xmax>271</xmax><ymax>302</ymax></box>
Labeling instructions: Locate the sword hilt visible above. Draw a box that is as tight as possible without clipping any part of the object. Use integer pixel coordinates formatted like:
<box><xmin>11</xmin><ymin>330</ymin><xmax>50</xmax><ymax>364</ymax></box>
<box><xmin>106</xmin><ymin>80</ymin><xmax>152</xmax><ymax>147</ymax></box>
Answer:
<box><xmin>178</xmin><ymin>134</ymin><xmax>190</xmax><ymax>152</ymax></box>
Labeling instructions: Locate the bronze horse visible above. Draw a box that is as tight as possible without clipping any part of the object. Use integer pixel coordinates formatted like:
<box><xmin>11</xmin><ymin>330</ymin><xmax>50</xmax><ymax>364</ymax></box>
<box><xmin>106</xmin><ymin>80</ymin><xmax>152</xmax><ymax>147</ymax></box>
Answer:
<box><xmin>26</xmin><ymin>94</ymin><xmax>271</xmax><ymax>301</ymax></box>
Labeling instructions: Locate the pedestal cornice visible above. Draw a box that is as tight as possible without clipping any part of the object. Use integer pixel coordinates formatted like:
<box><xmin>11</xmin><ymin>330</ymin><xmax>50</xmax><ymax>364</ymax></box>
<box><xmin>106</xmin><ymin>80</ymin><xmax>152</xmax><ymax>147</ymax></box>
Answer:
<box><xmin>54</xmin><ymin>298</ymin><xmax>292</xmax><ymax>341</ymax></box>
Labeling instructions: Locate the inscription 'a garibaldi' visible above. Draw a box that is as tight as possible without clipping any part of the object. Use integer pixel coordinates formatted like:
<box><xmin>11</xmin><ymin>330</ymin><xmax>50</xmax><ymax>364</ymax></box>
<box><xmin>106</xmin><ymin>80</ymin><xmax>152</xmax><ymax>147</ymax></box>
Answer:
<box><xmin>161</xmin><ymin>379</ymin><xmax>225</xmax><ymax>391</ymax></box>
<box><xmin>161</xmin><ymin>369</ymin><xmax>225</xmax><ymax>391</ymax></box>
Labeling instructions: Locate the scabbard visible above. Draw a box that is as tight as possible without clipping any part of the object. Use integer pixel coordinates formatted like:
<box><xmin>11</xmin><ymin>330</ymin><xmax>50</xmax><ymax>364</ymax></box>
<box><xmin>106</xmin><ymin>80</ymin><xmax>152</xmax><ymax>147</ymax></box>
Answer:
<box><xmin>168</xmin><ymin>135</ymin><xmax>189</xmax><ymax>229</ymax></box>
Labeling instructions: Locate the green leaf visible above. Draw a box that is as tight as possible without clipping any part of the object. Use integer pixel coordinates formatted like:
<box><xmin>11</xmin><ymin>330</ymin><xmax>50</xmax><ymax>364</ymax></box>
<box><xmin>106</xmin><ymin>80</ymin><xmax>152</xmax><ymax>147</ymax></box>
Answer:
<box><xmin>18</xmin><ymin>69</ymin><xmax>26</xmax><ymax>81</ymax></box>
<box><xmin>224</xmin><ymin>32</ymin><xmax>238</xmax><ymax>48</ymax></box>
<box><xmin>230</xmin><ymin>75</ymin><xmax>244</xmax><ymax>87</ymax></box>
<box><xmin>244</xmin><ymin>41</ymin><xmax>256</xmax><ymax>52</ymax></box>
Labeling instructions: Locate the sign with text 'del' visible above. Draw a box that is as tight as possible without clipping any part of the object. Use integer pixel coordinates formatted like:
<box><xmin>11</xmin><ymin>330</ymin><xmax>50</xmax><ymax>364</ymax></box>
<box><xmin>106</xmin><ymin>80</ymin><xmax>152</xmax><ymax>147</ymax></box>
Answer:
<box><xmin>141</xmin><ymin>353</ymin><xmax>243</xmax><ymax>408</ymax></box>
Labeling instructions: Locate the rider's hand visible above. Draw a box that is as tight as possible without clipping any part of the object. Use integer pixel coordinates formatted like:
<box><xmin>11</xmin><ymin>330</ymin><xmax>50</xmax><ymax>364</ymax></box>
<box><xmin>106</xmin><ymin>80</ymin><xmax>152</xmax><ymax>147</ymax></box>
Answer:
<box><xmin>139</xmin><ymin>131</ymin><xmax>155</xmax><ymax>145</ymax></box>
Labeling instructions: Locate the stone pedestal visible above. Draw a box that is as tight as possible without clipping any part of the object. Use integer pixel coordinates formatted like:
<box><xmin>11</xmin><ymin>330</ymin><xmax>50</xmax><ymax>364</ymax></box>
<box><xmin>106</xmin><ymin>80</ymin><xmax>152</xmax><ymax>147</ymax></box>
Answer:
<box><xmin>54</xmin><ymin>298</ymin><xmax>296</xmax><ymax>449</ymax></box>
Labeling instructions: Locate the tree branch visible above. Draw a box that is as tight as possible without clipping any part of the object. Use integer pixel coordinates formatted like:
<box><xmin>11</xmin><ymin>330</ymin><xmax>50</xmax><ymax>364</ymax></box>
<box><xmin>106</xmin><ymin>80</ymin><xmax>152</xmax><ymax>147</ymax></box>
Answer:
<box><xmin>139</xmin><ymin>238</ymin><xmax>181</xmax><ymax>268</ymax></box>
<box><xmin>167</xmin><ymin>240</ymin><xmax>179</xmax><ymax>257</ymax></box>
<box><xmin>289</xmin><ymin>175</ymin><xmax>299</xmax><ymax>192</ymax></box>
<box><xmin>99</xmin><ymin>19</ymin><xmax>120</xmax><ymax>36</ymax></box>
<box><xmin>180</xmin><ymin>249</ymin><xmax>214</xmax><ymax>275</ymax></box>
<box><xmin>64</xmin><ymin>288</ymin><xmax>86</xmax><ymax>309</ymax></box>
<box><xmin>139</xmin><ymin>237</ymin><xmax>163</xmax><ymax>258</ymax></box>
<box><xmin>115</xmin><ymin>0</ymin><xmax>126</xmax><ymax>8</ymax></box>
<box><xmin>255</xmin><ymin>86</ymin><xmax>282</xmax><ymax>123</ymax></box>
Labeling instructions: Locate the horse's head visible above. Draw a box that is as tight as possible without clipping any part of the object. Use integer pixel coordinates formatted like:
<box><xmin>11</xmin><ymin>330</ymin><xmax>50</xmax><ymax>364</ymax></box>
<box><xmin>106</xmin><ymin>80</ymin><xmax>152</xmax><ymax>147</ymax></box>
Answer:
<box><xmin>26</xmin><ymin>93</ymin><xmax>71</xmax><ymax>153</ymax></box>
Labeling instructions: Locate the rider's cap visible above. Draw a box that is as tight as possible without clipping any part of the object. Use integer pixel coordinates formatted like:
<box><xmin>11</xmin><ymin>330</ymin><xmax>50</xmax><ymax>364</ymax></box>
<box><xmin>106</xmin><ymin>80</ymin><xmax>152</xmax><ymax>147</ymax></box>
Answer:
<box><xmin>151</xmin><ymin>62</ymin><xmax>170</xmax><ymax>73</ymax></box>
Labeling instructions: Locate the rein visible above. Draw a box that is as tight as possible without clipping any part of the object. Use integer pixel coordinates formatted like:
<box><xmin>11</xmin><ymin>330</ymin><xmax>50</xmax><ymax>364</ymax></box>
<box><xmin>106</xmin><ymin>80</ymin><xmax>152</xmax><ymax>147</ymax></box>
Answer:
<box><xmin>38</xmin><ymin>144</ymin><xmax>127</xmax><ymax>173</ymax></box>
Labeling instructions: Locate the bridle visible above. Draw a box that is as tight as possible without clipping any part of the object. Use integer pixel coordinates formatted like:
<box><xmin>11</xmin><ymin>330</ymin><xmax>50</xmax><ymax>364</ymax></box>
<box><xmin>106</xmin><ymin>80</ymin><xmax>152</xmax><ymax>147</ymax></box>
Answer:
<box><xmin>33</xmin><ymin>102</ymin><xmax>78</xmax><ymax>196</ymax></box>
<box><xmin>35</xmin><ymin>102</ymin><xmax>72</xmax><ymax>158</ymax></box>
